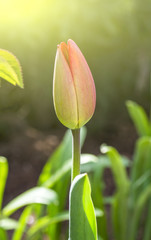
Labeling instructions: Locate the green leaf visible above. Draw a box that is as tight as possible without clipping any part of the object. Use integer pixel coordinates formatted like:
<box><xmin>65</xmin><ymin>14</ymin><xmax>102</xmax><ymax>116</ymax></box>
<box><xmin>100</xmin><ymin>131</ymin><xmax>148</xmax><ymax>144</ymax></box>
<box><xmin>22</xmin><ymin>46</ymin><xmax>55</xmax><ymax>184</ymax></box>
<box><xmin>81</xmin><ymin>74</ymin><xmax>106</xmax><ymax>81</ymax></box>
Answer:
<box><xmin>112</xmin><ymin>191</ymin><xmax>129</xmax><ymax>240</ymax></box>
<box><xmin>101</xmin><ymin>145</ymin><xmax>129</xmax><ymax>240</ymax></box>
<box><xmin>38</xmin><ymin>127</ymin><xmax>87</xmax><ymax>240</ymax></box>
<box><xmin>12</xmin><ymin>206</ymin><xmax>32</xmax><ymax>240</ymax></box>
<box><xmin>144</xmin><ymin>199</ymin><xmax>151</xmax><ymax>240</ymax></box>
<box><xmin>126</xmin><ymin>100</ymin><xmax>150</xmax><ymax>137</ymax></box>
<box><xmin>129</xmin><ymin>137</ymin><xmax>151</xmax><ymax>240</ymax></box>
<box><xmin>132</xmin><ymin>171</ymin><xmax>151</xmax><ymax>192</ymax></box>
<box><xmin>0</xmin><ymin>228</ymin><xmax>8</xmax><ymax>240</ymax></box>
<box><xmin>0</xmin><ymin>157</ymin><xmax>8</xmax><ymax>211</ymax></box>
<box><xmin>131</xmin><ymin>137</ymin><xmax>151</xmax><ymax>187</ymax></box>
<box><xmin>2</xmin><ymin>187</ymin><xmax>58</xmax><ymax>217</ymax></box>
<box><xmin>39</xmin><ymin>127</ymin><xmax>87</xmax><ymax>185</ymax></box>
<box><xmin>101</xmin><ymin>145</ymin><xmax>129</xmax><ymax>190</ymax></box>
<box><xmin>129</xmin><ymin>185</ymin><xmax>151</xmax><ymax>240</ymax></box>
<box><xmin>27</xmin><ymin>208</ymin><xmax>102</xmax><ymax>240</ymax></box>
<box><xmin>88</xmin><ymin>157</ymin><xmax>109</xmax><ymax>240</ymax></box>
<box><xmin>0</xmin><ymin>49</ymin><xmax>23</xmax><ymax>88</ymax></box>
<box><xmin>43</xmin><ymin>153</ymin><xmax>97</xmax><ymax>188</ymax></box>
<box><xmin>0</xmin><ymin>218</ymin><xmax>18</xmax><ymax>230</ymax></box>
<box><xmin>69</xmin><ymin>174</ymin><xmax>97</xmax><ymax>240</ymax></box>
<box><xmin>27</xmin><ymin>211</ymin><xmax>69</xmax><ymax>240</ymax></box>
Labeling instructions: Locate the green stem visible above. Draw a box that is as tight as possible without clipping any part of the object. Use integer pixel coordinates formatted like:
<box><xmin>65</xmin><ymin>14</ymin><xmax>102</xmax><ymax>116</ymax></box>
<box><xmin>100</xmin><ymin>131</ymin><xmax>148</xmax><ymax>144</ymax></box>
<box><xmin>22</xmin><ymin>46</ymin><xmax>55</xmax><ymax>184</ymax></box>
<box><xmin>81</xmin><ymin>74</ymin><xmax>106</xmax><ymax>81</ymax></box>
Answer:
<box><xmin>71</xmin><ymin>128</ymin><xmax>81</xmax><ymax>181</ymax></box>
<box><xmin>150</xmin><ymin>73</ymin><xmax>151</xmax><ymax>122</ymax></box>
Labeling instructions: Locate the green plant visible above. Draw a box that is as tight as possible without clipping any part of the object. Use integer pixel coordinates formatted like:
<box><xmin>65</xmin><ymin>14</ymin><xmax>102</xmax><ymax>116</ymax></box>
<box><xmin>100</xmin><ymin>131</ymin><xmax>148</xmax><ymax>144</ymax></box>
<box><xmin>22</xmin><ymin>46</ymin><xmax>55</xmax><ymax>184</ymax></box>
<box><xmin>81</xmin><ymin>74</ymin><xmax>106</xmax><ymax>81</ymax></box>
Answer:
<box><xmin>0</xmin><ymin>49</ymin><xmax>23</xmax><ymax>88</ymax></box>
<box><xmin>97</xmin><ymin>100</ymin><xmax>151</xmax><ymax>240</ymax></box>
<box><xmin>7</xmin><ymin>128</ymin><xmax>102</xmax><ymax>240</ymax></box>
<box><xmin>25</xmin><ymin>100</ymin><xmax>151</xmax><ymax>240</ymax></box>
<box><xmin>126</xmin><ymin>100</ymin><xmax>151</xmax><ymax>240</ymax></box>
<box><xmin>0</xmin><ymin>157</ymin><xmax>58</xmax><ymax>240</ymax></box>
<box><xmin>53</xmin><ymin>39</ymin><xmax>97</xmax><ymax>240</ymax></box>
<box><xmin>0</xmin><ymin>49</ymin><xmax>59</xmax><ymax>240</ymax></box>
<box><xmin>1</xmin><ymin>42</ymin><xmax>151</xmax><ymax>240</ymax></box>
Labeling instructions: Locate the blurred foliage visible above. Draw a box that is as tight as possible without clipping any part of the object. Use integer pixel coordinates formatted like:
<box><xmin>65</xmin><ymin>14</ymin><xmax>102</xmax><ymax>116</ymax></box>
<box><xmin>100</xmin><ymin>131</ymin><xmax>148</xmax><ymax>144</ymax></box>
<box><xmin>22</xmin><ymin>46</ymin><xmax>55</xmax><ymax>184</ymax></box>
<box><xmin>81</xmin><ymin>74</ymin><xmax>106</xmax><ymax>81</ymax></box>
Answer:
<box><xmin>0</xmin><ymin>0</ymin><xmax>150</xmax><ymax>132</ymax></box>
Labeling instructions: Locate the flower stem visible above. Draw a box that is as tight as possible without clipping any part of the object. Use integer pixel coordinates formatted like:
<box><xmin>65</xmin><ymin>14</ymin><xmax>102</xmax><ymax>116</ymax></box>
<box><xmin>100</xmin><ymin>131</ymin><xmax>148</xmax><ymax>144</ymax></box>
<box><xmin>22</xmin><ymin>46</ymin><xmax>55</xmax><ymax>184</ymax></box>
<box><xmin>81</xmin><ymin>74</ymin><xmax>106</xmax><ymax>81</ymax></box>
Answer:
<box><xmin>71</xmin><ymin>128</ymin><xmax>81</xmax><ymax>181</ymax></box>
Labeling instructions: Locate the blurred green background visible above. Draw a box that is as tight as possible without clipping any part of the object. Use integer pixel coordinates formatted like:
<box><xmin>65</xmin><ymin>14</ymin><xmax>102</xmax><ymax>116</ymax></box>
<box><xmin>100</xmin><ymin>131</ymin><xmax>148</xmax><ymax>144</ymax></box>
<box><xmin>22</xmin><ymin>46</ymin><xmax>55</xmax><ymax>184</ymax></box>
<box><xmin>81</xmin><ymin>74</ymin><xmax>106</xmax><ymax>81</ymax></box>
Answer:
<box><xmin>0</xmin><ymin>0</ymin><xmax>151</xmax><ymax>135</ymax></box>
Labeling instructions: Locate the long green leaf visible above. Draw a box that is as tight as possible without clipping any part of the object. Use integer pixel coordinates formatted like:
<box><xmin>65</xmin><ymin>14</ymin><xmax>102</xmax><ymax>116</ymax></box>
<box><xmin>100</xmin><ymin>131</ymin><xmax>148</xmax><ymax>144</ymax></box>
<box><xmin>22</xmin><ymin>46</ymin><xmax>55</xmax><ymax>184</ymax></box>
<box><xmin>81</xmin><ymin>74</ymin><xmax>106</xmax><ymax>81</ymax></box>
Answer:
<box><xmin>39</xmin><ymin>127</ymin><xmax>87</xmax><ymax>185</ymax></box>
<box><xmin>101</xmin><ymin>145</ymin><xmax>129</xmax><ymax>240</ymax></box>
<box><xmin>0</xmin><ymin>228</ymin><xmax>8</xmax><ymax>240</ymax></box>
<box><xmin>0</xmin><ymin>218</ymin><xmax>18</xmax><ymax>230</ymax></box>
<box><xmin>69</xmin><ymin>173</ymin><xmax>97</xmax><ymax>240</ymax></box>
<box><xmin>129</xmin><ymin>137</ymin><xmax>151</xmax><ymax>240</ymax></box>
<box><xmin>27</xmin><ymin>208</ymin><xmax>102</xmax><ymax>240</ymax></box>
<box><xmin>112</xmin><ymin>191</ymin><xmax>129</xmax><ymax>240</ymax></box>
<box><xmin>0</xmin><ymin>157</ymin><xmax>8</xmax><ymax>211</ymax></box>
<box><xmin>131</xmin><ymin>137</ymin><xmax>151</xmax><ymax>189</ymax></box>
<box><xmin>144</xmin><ymin>199</ymin><xmax>151</xmax><ymax>240</ymax></box>
<box><xmin>126</xmin><ymin>101</ymin><xmax>150</xmax><ymax>137</ymax></box>
<box><xmin>38</xmin><ymin>127</ymin><xmax>87</xmax><ymax>240</ymax></box>
<box><xmin>0</xmin><ymin>49</ymin><xmax>23</xmax><ymax>88</ymax></box>
<box><xmin>27</xmin><ymin>211</ymin><xmax>69</xmax><ymax>240</ymax></box>
<box><xmin>90</xmin><ymin>164</ymin><xmax>108</xmax><ymax>240</ymax></box>
<box><xmin>2</xmin><ymin>187</ymin><xmax>58</xmax><ymax>217</ymax></box>
<box><xmin>12</xmin><ymin>206</ymin><xmax>32</xmax><ymax>240</ymax></box>
<box><xmin>101</xmin><ymin>145</ymin><xmax>129</xmax><ymax>190</ymax></box>
<box><xmin>129</xmin><ymin>185</ymin><xmax>151</xmax><ymax>240</ymax></box>
<box><xmin>43</xmin><ymin>153</ymin><xmax>97</xmax><ymax>188</ymax></box>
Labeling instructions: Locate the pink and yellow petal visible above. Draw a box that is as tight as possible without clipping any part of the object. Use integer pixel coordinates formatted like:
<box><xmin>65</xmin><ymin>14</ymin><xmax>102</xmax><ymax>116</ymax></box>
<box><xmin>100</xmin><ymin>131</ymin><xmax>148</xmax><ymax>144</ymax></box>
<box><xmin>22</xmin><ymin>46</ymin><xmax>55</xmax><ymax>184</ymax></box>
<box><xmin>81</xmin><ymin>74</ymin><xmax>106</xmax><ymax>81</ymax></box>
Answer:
<box><xmin>68</xmin><ymin>39</ymin><xmax>96</xmax><ymax>128</ymax></box>
<box><xmin>53</xmin><ymin>45</ymin><xmax>78</xmax><ymax>129</ymax></box>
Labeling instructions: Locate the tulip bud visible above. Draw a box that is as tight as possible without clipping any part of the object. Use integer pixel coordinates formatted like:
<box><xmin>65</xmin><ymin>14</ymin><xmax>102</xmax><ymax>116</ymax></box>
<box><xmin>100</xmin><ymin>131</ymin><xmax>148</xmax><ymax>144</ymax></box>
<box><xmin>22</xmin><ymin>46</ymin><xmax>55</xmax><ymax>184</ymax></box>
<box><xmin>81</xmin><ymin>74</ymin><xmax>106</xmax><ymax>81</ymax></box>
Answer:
<box><xmin>53</xmin><ymin>39</ymin><xmax>96</xmax><ymax>129</ymax></box>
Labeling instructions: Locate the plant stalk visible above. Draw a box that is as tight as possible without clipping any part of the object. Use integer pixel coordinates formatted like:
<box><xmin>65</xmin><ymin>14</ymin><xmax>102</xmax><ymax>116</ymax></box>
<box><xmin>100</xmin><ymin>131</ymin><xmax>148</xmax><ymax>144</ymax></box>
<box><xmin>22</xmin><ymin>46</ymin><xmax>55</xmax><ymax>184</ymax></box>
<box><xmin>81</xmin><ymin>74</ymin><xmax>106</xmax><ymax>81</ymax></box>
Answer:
<box><xmin>71</xmin><ymin>128</ymin><xmax>81</xmax><ymax>181</ymax></box>
<box><xmin>150</xmin><ymin>73</ymin><xmax>151</xmax><ymax>121</ymax></box>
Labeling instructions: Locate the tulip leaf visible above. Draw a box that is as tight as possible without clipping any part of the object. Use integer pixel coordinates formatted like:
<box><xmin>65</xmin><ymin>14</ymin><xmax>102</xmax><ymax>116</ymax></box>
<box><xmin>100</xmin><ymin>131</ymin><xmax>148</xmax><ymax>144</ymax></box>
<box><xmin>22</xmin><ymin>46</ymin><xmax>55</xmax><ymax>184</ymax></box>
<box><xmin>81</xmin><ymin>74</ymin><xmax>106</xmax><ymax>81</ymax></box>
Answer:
<box><xmin>101</xmin><ymin>145</ymin><xmax>129</xmax><ymax>240</ymax></box>
<box><xmin>0</xmin><ymin>228</ymin><xmax>8</xmax><ymax>240</ymax></box>
<box><xmin>129</xmin><ymin>184</ymin><xmax>151</xmax><ymax>240</ymax></box>
<box><xmin>69</xmin><ymin>173</ymin><xmax>97</xmax><ymax>240</ymax></box>
<box><xmin>0</xmin><ymin>218</ymin><xmax>18</xmax><ymax>230</ymax></box>
<box><xmin>131</xmin><ymin>137</ymin><xmax>151</xmax><ymax>187</ymax></box>
<box><xmin>27</xmin><ymin>208</ymin><xmax>102</xmax><ymax>240</ymax></box>
<box><xmin>38</xmin><ymin>127</ymin><xmax>87</xmax><ymax>240</ymax></box>
<box><xmin>0</xmin><ymin>49</ymin><xmax>23</xmax><ymax>88</ymax></box>
<box><xmin>2</xmin><ymin>187</ymin><xmax>58</xmax><ymax>217</ymax></box>
<box><xmin>43</xmin><ymin>153</ymin><xmax>97</xmax><ymax>188</ymax></box>
<box><xmin>144</xmin><ymin>198</ymin><xmax>151</xmax><ymax>240</ymax></box>
<box><xmin>0</xmin><ymin>157</ymin><xmax>8</xmax><ymax>211</ymax></box>
<box><xmin>101</xmin><ymin>145</ymin><xmax>129</xmax><ymax>190</ymax></box>
<box><xmin>27</xmin><ymin>211</ymin><xmax>69</xmax><ymax>239</ymax></box>
<box><xmin>126</xmin><ymin>101</ymin><xmax>150</xmax><ymax>137</ymax></box>
<box><xmin>130</xmin><ymin>137</ymin><xmax>151</xmax><ymax>240</ymax></box>
<box><xmin>12</xmin><ymin>206</ymin><xmax>32</xmax><ymax>240</ymax></box>
<box><xmin>39</xmin><ymin>127</ymin><xmax>87</xmax><ymax>185</ymax></box>
<box><xmin>88</xmin><ymin>159</ymin><xmax>109</xmax><ymax>240</ymax></box>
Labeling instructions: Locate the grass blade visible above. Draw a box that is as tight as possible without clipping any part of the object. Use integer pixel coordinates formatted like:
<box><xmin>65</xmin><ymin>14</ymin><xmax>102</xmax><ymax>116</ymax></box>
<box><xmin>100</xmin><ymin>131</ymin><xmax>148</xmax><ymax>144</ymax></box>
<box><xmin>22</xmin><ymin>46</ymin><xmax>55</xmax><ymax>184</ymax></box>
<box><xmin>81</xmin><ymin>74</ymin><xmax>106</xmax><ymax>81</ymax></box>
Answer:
<box><xmin>126</xmin><ymin>101</ymin><xmax>150</xmax><ymax>137</ymax></box>
<box><xmin>0</xmin><ymin>157</ymin><xmax>8</xmax><ymax>211</ymax></box>
<box><xmin>0</xmin><ymin>218</ymin><xmax>18</xmax><ymax>230</ymax></box>
<box><xmin>27</xmin><ymin>211</ymin><xmax>69</xmax><ymax>240</ymax></box>
<box><xmin>2</xmin><ymin>187</ymin><xmax>58</xmax><ymax>217</ymax></box>
<box><xmin>12</xmin><ymin>206</ymin><xmax>32</xmax><ymax>240</ymax></box>
<box><xmin>101</xmin><ymin>145</ymin><xmax>129</xmax><ymax>240</ymax></box>
<box><xmin>129</xmin><ymin>185</ymin><xmax>151</xmax><ymax>240</ymax></box>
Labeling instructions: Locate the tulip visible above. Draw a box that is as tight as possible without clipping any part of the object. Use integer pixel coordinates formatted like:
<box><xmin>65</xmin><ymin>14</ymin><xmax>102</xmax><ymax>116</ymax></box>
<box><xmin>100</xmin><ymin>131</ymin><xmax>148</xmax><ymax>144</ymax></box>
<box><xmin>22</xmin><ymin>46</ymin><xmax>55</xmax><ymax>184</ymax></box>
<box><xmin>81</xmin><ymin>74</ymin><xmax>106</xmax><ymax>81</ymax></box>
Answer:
<box><xmin>53</xmin><ymin>39</ymin><xmax>96</xmax><ymax>129</ymax></box>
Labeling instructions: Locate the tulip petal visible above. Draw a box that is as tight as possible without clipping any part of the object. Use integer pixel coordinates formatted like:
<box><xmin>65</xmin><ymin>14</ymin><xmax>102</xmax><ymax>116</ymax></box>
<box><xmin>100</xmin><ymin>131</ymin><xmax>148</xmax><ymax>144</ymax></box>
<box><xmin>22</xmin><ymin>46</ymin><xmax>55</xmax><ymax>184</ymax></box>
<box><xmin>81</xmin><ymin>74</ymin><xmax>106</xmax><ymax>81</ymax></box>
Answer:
<box><xmin>68</xmin><ymin>40</ymin><xmax>96</xmax><ymax>128</ymax></box>
<box><xmin>60</xmin><ymin>42</ymin><xmax>69</xmax><ymax>66</ymax></box>
<box><xmin>53</xmin><ymin>45</ymin><xmax>78</xmax><ymax>129</ymax></box>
